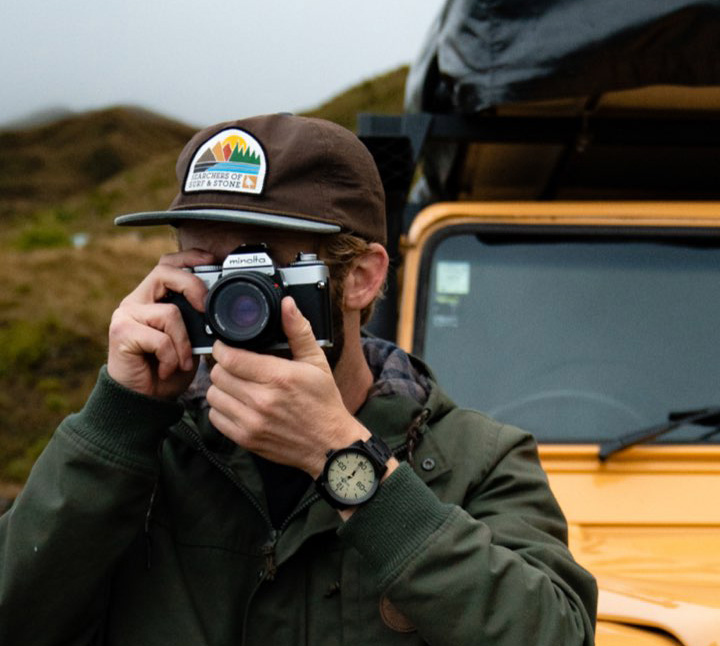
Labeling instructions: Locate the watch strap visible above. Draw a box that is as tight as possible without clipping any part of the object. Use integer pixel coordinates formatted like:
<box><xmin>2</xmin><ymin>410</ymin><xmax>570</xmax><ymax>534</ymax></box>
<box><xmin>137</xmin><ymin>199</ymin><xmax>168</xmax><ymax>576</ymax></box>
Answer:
<box><xmin>364</xmin><ymin>435</ymin><xmax>393</xmax><ymax>472</ymax></box>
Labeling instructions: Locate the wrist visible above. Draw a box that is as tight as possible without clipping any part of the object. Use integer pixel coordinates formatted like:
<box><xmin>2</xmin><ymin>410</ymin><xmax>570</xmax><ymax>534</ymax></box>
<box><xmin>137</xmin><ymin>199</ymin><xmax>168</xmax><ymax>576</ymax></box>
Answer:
<box><xmin>308</xmin><ymin>418</ymin><xmax>371</xmax><ymax>479</ymax></box>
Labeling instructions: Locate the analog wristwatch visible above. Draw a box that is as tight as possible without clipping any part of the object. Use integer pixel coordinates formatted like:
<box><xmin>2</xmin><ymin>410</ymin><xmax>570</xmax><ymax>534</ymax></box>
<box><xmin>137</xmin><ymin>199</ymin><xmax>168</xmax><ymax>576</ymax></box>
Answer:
<box><xmin>315</xmin><ymin>435</ymin><xmax>393</xmax><ymax>509</ymax></box>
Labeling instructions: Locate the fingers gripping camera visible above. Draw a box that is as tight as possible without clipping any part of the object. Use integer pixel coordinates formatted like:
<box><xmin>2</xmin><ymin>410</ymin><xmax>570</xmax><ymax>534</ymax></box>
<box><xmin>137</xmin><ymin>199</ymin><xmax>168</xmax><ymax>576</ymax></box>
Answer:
<box><xmin>165</xmin><ymin>245</ymin><xmax>333</xmax><ymax>354</ymax></box>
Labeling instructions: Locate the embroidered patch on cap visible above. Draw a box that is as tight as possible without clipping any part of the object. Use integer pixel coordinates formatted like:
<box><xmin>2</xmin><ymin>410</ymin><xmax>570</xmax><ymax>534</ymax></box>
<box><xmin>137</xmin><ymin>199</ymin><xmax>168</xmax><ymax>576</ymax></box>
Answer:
<box><xmin>184</xmin><ymin>128</ymin><xmax>267</xmax><ymax>195</ymax></box>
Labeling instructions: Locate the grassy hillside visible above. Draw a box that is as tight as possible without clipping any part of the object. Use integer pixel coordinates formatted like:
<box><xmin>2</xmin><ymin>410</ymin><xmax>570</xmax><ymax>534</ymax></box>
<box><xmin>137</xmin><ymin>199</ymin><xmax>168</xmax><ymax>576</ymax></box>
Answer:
<box><xmin>303</xmin><ymin>66</ymin><xmax>410</xmax><ymax>131</ymax></box>
<box><xmin>0</xmin><ymin>107</ymin><xmax>195</xmax><ymax>221</ymax></box>
<box><xmin>0</xmin><ymin>66</ymin><xmax>409</xmax><ymax>496</ymax></box>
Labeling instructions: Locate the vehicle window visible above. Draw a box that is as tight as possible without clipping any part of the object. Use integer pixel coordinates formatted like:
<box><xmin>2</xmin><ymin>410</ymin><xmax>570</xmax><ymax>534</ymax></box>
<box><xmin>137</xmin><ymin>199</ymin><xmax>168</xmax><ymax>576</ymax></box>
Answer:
<box><xmin>417</xmin><ymin>227</ymin><xmax>720</xmax><ymax>442</ymax></box>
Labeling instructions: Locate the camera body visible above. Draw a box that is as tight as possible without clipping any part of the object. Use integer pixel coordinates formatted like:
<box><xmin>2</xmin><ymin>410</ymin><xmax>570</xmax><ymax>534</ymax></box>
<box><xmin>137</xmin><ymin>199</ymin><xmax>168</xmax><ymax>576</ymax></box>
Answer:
<box><xmin>165</xmin><ymin>245</ymin><xmax>333</xmax><ymax>354</ymax></box>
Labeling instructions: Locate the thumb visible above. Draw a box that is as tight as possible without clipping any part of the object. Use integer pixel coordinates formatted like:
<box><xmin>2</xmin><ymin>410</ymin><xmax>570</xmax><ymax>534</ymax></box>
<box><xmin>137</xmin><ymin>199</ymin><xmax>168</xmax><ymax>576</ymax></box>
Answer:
<box><xmin>282</xmin><ymin>297</ymin><xmax>330</xmax><ymax>371</ymax></box>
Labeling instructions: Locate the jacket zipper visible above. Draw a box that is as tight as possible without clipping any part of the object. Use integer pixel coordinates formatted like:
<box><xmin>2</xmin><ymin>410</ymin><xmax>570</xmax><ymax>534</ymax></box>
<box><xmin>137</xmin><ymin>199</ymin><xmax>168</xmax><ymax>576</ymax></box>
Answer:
<box><xmin>175</xmin><ymin>420</ymin><xmax>275</xmax><ymax>530</ymax></box>
<box><xmin>173</xmin><ymin>420</ymin><xmax>414</xmax><ymax>579</ymax></box>
<box><xmin>144</xmin><ymin>479</ymin><xmax>159</xmax><ymax>570</ymax></box>
<box><xmin>174</xmin><ymin>420</ymin><xmax>309</xmax><ymax>588</ymax></box>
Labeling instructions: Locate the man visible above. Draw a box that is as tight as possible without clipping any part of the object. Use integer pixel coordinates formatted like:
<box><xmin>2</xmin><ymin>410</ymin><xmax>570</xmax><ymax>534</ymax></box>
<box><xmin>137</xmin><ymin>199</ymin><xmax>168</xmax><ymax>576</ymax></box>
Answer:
<box><xmin>0</xmin><ymin>114</ymin><xmax>597</xmax><ymax>645</ymax></box>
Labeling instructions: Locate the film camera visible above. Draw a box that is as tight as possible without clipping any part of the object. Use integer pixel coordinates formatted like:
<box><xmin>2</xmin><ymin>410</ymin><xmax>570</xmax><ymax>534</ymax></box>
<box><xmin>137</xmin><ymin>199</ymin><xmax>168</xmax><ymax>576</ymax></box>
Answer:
<box><xmin>165</xmin><ymin>245</ymin><xmax>333</xmax><ymax>353</ymax></box>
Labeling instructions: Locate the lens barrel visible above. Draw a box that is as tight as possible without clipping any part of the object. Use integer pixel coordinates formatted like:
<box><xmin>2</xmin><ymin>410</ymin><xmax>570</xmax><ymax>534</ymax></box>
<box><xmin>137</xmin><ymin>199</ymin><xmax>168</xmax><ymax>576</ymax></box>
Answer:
<box><xmin>206</xmin><ymin>273</ymin><xmax>282</xmax><ymax>348</ymax></box>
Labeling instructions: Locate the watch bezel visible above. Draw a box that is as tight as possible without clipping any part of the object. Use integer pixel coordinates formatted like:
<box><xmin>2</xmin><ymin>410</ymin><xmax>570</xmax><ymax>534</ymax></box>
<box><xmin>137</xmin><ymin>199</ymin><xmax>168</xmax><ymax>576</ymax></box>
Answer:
<box><xmin>325</xmin><ymin>447</ymin><xmax>380</xmax><ymax>507</ymax></box>
<box><xmin>315</xmin><ymin>437</ymin><xmax>392</xmax><ymax>509</ymax></box>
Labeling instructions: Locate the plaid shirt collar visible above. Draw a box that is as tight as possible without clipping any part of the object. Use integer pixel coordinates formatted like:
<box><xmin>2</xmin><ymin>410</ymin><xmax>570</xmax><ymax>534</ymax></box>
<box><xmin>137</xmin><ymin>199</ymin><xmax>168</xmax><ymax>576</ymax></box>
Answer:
<box><xmin>362</xmin><ymin>337</ymin><xmax>430</xmax><ymax>405</ymax></box>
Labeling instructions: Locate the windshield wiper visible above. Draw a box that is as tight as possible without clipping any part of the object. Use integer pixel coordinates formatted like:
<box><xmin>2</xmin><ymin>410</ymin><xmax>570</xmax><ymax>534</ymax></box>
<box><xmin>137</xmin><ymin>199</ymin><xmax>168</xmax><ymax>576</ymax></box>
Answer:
<box><xmin>598</xmin><ymin>406</ymin><xmax>720</xmax><ymax>461</ymax></box>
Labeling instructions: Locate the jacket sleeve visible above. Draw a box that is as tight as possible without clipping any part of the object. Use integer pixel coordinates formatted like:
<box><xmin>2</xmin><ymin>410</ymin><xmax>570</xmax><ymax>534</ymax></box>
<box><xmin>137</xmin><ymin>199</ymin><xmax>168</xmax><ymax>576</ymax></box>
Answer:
<box><xmin>0</xmin><ymin>367</ymin><xmax>183</xmax><ymax>646</ymax></box>
<box><xmin>339</xmin><ymin>423</ymin><xmax>597</xmax><ymax>646</ymax></box>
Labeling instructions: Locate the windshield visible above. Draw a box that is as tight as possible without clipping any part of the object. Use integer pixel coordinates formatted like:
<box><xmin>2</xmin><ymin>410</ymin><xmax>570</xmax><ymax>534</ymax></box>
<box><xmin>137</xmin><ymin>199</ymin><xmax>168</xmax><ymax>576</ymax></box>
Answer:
<box><xmin>417</xmin><ymin>226</ymin><xmax>720</xmax><ymax>443</ymax></box>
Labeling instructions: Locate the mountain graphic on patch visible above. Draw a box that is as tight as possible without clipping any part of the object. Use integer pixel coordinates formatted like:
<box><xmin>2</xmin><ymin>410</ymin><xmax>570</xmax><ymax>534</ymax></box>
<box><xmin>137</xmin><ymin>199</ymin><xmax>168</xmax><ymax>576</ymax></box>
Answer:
<box><xmin>184</xmin><ymin>128</ymin><xmax>267</xmax><ymax>195</ymax></box>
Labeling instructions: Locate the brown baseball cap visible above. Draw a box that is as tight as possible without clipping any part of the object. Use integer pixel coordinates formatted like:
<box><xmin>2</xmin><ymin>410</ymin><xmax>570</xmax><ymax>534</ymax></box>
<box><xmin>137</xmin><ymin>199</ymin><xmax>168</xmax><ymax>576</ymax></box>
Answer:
<box><xmin>115</xmin><ymin>113</ymin><xmax>387</xmax><ymax>244</ymax></box>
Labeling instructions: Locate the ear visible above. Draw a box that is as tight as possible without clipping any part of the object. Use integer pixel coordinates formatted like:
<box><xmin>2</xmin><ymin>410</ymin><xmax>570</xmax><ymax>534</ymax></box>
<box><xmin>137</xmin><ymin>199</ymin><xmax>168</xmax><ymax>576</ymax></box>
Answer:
<box><xmin>342</xmin><ymin>243</ymin><xmax>389</xmax><ymax>311</ymax></box>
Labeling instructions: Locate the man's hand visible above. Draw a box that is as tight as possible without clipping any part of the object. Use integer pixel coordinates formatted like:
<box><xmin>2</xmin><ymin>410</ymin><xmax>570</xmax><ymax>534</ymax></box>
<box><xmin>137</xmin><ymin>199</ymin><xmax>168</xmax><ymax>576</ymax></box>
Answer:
<box><xmin>207</xmin><ymin>297</ymin><xmax>370</xmax><ymax>477</ymax></box>
<box><xmin>107</xmin><ymin>249</ymin><xmax>215</xmax><ymax>400</ymax></box>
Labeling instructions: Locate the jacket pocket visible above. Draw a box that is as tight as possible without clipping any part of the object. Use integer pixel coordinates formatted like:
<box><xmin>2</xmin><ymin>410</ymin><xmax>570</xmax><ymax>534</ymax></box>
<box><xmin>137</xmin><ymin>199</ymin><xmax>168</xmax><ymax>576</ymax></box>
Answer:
<box><xmin>379</xmin><ymin>596</ymin><xmax>416</xmax><ymax>633</ymax></box>
<box><xmin>340</xmin><ymin>548</ymin><xmax>422</xmax><ymax>645</ymax></box>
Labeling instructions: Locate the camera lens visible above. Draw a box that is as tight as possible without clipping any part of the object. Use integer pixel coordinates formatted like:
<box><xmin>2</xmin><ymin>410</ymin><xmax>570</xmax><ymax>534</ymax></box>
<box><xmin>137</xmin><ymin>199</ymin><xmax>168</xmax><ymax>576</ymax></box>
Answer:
<box><xmin>213</xmin><ymin>283</ymin><xmax>269</xmax><ymax>340</ymax></box>
<box><xmin>207</xmin><ymin>274</ymin><xmax>281</xmax><ymax>347</ymax></box>
<box><xmin>229</xmin><ymin>293</ymin><xmax>264</xmax><ymax>329</ymax></box>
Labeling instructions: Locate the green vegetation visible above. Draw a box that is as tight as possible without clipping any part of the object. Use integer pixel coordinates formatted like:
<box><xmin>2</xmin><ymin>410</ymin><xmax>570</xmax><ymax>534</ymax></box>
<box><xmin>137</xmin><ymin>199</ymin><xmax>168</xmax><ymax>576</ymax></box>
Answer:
<box><xmin>303</xmin><ymin>66</ymin><xmax>408</xmax><ymax>132</ymax></box>
<box><xmin>0</xmin><ymin>66</ymin><xmax>409</xmax><ymax>487</ymax></box>
<box><xmin>0</xmin><ymin>235</ymin><xmax>176</xmax><ymax>484</ymax></box>
<box><xmin>14</xmin><ymin>222</ymin><xmax>72</xmax><ymax>251</ymax></box>
<box><xmin>0</xmin><ymin>315</ymin><xmax>104</xmax><ymax>482</ymax></box>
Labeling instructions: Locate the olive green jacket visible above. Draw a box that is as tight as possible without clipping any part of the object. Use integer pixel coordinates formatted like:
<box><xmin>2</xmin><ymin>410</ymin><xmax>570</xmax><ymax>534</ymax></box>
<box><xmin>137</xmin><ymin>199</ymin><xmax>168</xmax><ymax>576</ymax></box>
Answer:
<box><xmin>0</xmin><ymin>364</ymin><xmax>596</xmax><ymax>645</ymax></box>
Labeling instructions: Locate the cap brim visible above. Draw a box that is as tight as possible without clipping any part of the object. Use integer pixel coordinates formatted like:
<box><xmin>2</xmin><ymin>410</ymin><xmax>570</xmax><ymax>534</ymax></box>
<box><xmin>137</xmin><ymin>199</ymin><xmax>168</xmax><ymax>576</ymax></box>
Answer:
<box><xmin>114</xmin><ymin>209</ymin><xmax>342</xmax><ymax>234</ymax></box>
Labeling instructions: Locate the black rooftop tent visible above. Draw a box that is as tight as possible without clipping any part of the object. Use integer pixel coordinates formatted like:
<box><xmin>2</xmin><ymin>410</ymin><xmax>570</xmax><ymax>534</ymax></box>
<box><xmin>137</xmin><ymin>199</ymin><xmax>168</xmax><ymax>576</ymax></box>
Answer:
<box><xmin>405</xmin><ymin>0</ymin><xmax>720</xmax><ymax>113</ymax></box>
<box><xmin>359</xmin><ymin>0</ymin><xmax>720</xmax><ymax>207</ymax></box>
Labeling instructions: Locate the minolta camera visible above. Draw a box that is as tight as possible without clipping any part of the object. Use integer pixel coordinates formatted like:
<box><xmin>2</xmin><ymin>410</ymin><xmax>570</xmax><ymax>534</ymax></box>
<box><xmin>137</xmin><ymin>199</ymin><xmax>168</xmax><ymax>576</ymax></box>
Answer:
<box><xmin>165</xmin><ymin>244</ymin><xmax>333</xmax><ymax>353</ymax></box>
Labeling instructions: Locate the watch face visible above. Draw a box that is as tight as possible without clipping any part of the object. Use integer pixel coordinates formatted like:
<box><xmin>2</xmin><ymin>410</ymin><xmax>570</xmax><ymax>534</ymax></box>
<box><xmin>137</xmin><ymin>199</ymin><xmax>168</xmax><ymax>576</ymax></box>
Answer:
<box><xmin>327</xmin><ymin>449</ymin><xmax>379</xmax><ymax>505</ymax></box>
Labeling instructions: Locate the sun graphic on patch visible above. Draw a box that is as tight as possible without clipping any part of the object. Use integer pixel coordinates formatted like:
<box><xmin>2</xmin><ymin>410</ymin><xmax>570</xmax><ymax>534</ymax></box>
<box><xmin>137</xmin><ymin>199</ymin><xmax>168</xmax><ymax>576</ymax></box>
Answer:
<box><xmin>184</xmin><ymin>128</ymin><xmax>267</xmax><ymax>195</ymax></box>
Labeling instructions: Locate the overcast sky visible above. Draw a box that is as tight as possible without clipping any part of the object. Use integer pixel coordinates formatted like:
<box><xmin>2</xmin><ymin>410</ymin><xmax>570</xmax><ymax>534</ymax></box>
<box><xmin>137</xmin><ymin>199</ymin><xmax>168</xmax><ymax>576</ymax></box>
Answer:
<box><xmin>2</xmin><ymin>0</ymin><xmax>442</xmax><ymax>129</ymax></box>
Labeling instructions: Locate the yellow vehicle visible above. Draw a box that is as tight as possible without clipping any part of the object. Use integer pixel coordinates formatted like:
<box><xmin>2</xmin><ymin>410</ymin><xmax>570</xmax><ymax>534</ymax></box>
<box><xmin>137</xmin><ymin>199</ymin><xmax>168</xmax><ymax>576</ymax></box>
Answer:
<box><xmin>357</xmin><ymin>2</ymin><xmax>720</xmax><ymax>642</ymax></box>
<box><xmin>387</xmin><ymin>199</ymin><xmax>720</xmax><ymax>646</ymax></box>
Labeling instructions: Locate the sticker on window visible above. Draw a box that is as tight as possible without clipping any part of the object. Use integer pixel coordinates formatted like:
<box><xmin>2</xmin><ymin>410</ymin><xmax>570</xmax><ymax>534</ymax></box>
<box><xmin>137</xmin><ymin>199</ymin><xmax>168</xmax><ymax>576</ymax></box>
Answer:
<box><xmin>436</xmin><ymin>261</ymin><xmax>471</xmax><ymax>295</ymax></box>
<box><xmin>431</xmin><ymin>294</ymin><xmax>460</xmax><ymax>328</ymax></box>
